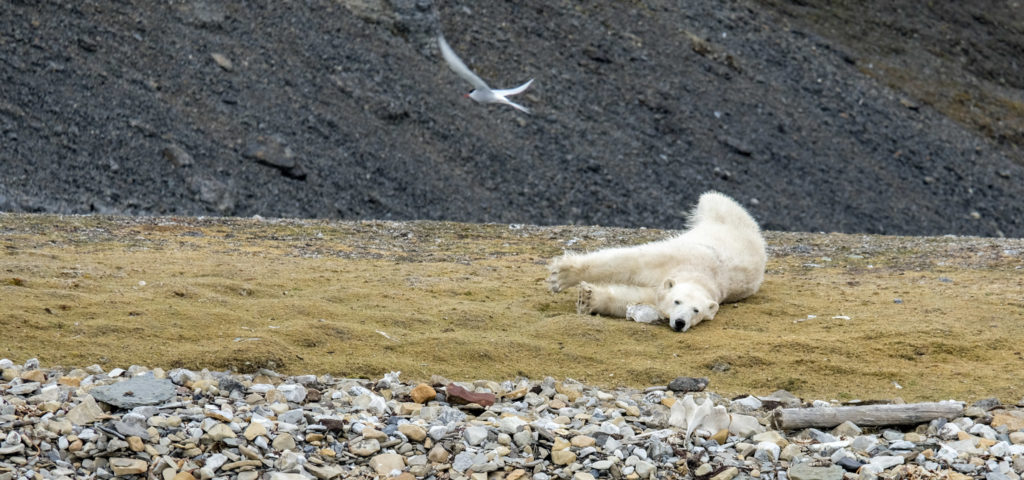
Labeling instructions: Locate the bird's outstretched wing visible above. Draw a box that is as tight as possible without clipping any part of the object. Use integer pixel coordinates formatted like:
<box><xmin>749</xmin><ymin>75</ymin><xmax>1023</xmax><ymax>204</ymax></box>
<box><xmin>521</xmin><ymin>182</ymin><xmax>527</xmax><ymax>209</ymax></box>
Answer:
<box><xmin>503</xmin><ymin>98</ymin><xmax>531</xmax><ymax>114</ymax></box>
<box><xmin>438</xmin><ymin>35</ymin><xmax>490</xmax><ymax>91</ymax></box>
<box><xmin>492</xmin><ymin>78</ymin><xmax>534</xmax><ymax>97</ymax></box>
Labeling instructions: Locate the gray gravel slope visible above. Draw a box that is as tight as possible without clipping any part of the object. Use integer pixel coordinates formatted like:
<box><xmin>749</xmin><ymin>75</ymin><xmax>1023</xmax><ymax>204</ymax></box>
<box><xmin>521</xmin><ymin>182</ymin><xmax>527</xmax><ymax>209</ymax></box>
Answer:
<box><xmin>1</xmin><ymin>0</ymin><xmax>1022</xmax><ymax>236</ymax></box>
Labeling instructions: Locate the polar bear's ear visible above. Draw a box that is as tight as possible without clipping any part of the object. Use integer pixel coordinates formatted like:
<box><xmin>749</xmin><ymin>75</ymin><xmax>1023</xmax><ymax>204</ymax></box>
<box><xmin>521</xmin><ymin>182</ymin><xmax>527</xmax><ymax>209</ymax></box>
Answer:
<box><xmin>708</xmin><ymin>301</ymin><xmax>720</xmax><ymax>318</ymax></box>
<box><xmin>663</xmin><ymin>278</ymin><xmax>675</xmax><ymax>289</ymax></box>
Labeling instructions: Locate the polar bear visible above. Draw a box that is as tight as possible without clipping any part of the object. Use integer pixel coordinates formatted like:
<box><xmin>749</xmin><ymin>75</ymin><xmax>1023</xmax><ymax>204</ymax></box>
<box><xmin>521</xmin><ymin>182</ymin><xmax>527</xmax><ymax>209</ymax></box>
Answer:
<box><xmin>547</xmin><ymin>191</ymin><xmax>766</xmax><ymax>332</ymax></box>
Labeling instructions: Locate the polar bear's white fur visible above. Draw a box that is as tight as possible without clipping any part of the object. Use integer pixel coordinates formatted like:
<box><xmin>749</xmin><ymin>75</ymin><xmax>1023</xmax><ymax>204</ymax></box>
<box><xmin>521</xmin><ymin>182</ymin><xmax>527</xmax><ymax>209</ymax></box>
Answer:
<box><xmin>548</xmin><ymin>191</ymin><xmax>766</xmax><ymax>332</ymax></box>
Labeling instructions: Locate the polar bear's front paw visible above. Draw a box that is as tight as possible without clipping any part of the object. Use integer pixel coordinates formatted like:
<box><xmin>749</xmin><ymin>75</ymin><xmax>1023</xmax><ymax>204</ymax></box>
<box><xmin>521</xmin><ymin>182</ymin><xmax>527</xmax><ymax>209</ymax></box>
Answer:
<box><xmin>547</xmin><ymin>256</ymin><xmax>582</xmax><ymax>293</ymax></box>
<box><xmin>576</xmin><ymin>281</ymin><xmax>595</xmax><ymax>315</ymax></box>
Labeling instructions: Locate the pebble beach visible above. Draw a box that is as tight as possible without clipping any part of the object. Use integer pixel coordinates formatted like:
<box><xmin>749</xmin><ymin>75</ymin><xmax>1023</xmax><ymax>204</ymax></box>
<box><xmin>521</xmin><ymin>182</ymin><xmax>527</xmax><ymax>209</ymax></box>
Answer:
<box><xmin>2</xmin><ymin>358</ymin><xmax>1023</xmax><ymax>480</ymax></box>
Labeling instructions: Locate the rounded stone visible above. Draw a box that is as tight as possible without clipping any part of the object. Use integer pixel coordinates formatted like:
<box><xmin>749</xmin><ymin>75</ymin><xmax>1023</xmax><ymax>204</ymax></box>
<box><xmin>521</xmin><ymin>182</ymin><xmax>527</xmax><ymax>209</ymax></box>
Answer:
<box><xmin>570</xmin><ymin>435</ymin><xmax>596</xmax><ymax>447</ymax></box>
<box><xmin>410</xmin><ymin>383</ymin><xmax>436</xmax><ymax>403</ymax></box>
<box><xmin>1009</xmin><ymin>431</ymin><xmax>1024</xmax><ymax>445</ymax></box>
<box><xmin>110</xmin><ymin>458</ymin><xmax>148</xmax><ymax>476</ymax></box>
<box><xmin>206</xmin><ymin>423</ymin><xmax>237</xmax><ymax>441</ymax></box>
<box><xmin>127</xmin><ymin>436</ymin><xmax>145</xmax><ymax>452</ymax></box>
<box><xmin>399</xmin><ymin>424</ymin><xmax>427</xmax><ymax>443</ymax></box>
<box><xmin>551</xmin><ymin>449</ymin><xmax>576</xmax><ymax>465</ymax></box>
<box><xmin>272</xmin><ymin>433</ymin><xmax>297</xmax><ymax>451</ymax></box>
<box><xmin>244</xmin><ymin>422</ymin><xmax>268</xmax><ymax>441</ymax></box>
<box><xmin>428</xmin><ymin>444</ymin><xmax>450</xmax><ymax>463</ymax></box>
<box><xmin>370</xmin><ymin>453</ymin><xmax>406</xmax><ymax>475</ymax></box>
<box><xmin>348</xmin><ymin>438</ymin><xmax>380</xmax><ymax>457</ymax></box>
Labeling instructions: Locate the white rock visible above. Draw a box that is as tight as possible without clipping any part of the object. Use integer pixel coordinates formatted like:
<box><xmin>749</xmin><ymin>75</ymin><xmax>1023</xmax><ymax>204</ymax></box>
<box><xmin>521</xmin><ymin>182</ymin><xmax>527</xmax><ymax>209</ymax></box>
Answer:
<box><xmin>599</xmin><ymin>422</ymin><xmax>620</xmax><ymax>435</ymax></box>
<box><xmin>952</xmin><ymin>417</ymin><xmax>974</xmax><ymax>429</ymax></box>
<box><xmin>936</xmin><ymin>444</ymin><xmax>960</xmax><ymax>463</ymax></box>
<box><xmin>850</xmin><ymin>435</ymin><xmax>878</xmax><ymax>452</ymax></box>
<box><xmin>305</xmin><ymin>464</ymin><xmax>345</xmax><ymax>480</ymax></box>
<box><xmin>464</xmin><ymin>426</ymin><xmax>489</xmax><ymax>446</ymax></box>
<box><xmin>249</xmin><ymin>383</ymin><xmax>275</xmax><ymax>393</ymax></box>
<box><xmin>859</xmin><ymin>464</ymin><xmax>886</xmax><ymax>476</ymax></box>
<box><xmin>591</xmin><ymin>460</ymin><xmax>614</xmax><ymax>470</ymax></box>
<box><xmin>807</xmin><ymin>428</ymin><xmax>838</xmax><ymax>443</ymax></box>
<box><xmin>276</xmin><ymin>384</ymin><xmax>307</xmax><ymax>403</ymax></box>
<box><xmin>7</xmin><ymin>382</ymin><xmax>40</xmax><ymax>396</ymax></box>
<box><xmin>946</xmin><ymin>438</ymin><xmax>982</xmax><ymax>454</ymax></box>
<box><xmin>0</xmin><ymin>445</ymin><xmax>24</xmax><ymax>455</ymax></box>
<box><xmin>889</xmin><ymin>440</ymin><xmax>915</xmax><ymax>450</ymax></box>
<box><xmin>751</xmin><ymin>430</ymin><xmax>787</xmax><ymax>447</ymax></box>
<box><xmin>881</xmin><ymin>429</ymin><xmax>904</xmax><ymax>441</ymax></box>
<box><xmin>830</xmin><ymin>447</ymin><xmax>855</xmax><ymax>464</ymax></box>
<box><xmin>729</xmin><ymin>414</ymin><xmax>765</xmax><ymax>438</ymax></box>
<box><xmin>205</xmin><ymin>453</ymin><xmax>227</xmax><ymax>472</ymax></box>
<box><xmin>990</xmin><ymin>441</ymin><xmax>1011</xmax><ymax>458</ymax></box>
<box><xmin>4</xmin><ymin>431</ymin><xmax>20</xmax><ymax>445</ymax></box>
<box><xmin>276</xmin><ymin>451</ymin><xmax>307</xmax><ymax>471</ymax></box>
<box><xmin>938</xmin><ymin>422</ymin><xmax>961</xmax><ymax>440</ymax></box>
<box><xmin>754</xmin><ymin>441</ymin><xmax>780</xmax><ymax>462</ymax></box>
<box><xmin>869</xmin><ymin>455</ymin><xmax>904</xmax><ymax>470</ymax></box>
<box><xmin>499</xmin><ymin>416</ymin><xmax>528</xmax><ymax>434</ymax></box>
<box><xmin>429</xmin><ymin>425</ymin><xmax>448</xmax><ymax>441</ymax></box>
<box><xmin>353</xmin><ymin>393</ymin><xmax>388</xmax><ymax>415</ymax></box>
<box><xmin>452</xmin><ymin>451</ymin><xmax>474</xmax><ymax>472</ymax></box>
<box><xmin>634</xmin><ymin>460</ymin><xmax>656</xmax><ymax>478</ymax></box>
<box><xmin>266</xmin><ymin>474</ymin><xmax>307</xmax><ymax>480</ymax></box>
<box><xmin>731</xmin><ymin>396</ymin><xmax>763</xmax><ymax>410</ymax></box>
<box><xmin>33</xmin><ymin>385</ymin><xmax>61</xmax><ymax>403</ymax></box>
<box><xmin>780</xmin><ymin>443</ymin><xmax>803</xmax><ymax>462</ymax></box>
<box><xmin>807</xmin><ymin>440</ymin><xmax>850</xmax><ymax>452</ymax></box>
<box><xmin>968</xmin><ymin>423</ymin><xmax>997</xmax><ymax>440</ymax></box>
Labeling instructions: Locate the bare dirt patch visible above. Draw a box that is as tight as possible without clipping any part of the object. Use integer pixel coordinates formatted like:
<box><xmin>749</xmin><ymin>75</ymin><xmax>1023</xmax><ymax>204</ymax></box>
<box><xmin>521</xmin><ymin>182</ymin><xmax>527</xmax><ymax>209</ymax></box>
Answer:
<box><xmin>2</xmin><ymin>213</ymin><xmax>1023</xmax><ymax>403</ymax></box>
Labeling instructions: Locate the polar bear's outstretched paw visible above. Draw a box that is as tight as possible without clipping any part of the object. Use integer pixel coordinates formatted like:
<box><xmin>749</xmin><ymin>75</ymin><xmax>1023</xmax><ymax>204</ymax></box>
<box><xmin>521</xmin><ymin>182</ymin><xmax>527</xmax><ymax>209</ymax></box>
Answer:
<box><xmin>576</xmin><ymin>281</ymin><xmax>595</xmax><ymax>315</ymax></box>
<box><xmin>547</xmin><ymin>256</ymin><xmax>582</xmax><ymax>293</ymax></box>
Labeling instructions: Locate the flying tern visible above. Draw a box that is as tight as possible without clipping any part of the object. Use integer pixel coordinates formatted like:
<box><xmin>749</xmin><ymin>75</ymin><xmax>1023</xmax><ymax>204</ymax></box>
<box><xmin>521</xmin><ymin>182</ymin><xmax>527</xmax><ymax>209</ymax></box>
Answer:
<box><xmin>438</xmin><ymin>34</ymin><xmax>534</xmax><ymax>114</ymax></box>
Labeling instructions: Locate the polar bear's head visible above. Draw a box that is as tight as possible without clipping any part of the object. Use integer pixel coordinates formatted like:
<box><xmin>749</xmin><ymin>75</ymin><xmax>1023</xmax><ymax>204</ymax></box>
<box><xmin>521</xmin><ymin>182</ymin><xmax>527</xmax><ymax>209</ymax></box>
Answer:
<box><xmin>658</xmin><ymin>279</ymin><xmax>719</xmax><ymax>332</ymax></box>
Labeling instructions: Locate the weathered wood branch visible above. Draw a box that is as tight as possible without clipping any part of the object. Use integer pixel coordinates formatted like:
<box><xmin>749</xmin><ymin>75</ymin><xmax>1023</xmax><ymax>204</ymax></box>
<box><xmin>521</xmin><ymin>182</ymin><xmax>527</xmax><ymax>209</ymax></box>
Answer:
<box><xmin>771</xmin><ymin>401</ymin><xmax>964</xmax><ymax>430</ymax></box>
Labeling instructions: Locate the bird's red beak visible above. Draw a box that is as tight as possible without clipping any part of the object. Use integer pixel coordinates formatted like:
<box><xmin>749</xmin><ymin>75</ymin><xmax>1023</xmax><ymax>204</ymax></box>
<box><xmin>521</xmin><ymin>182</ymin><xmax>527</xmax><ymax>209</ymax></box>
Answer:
<box><xmin>463</xmin><ymin>93</ymin><xmax>471</xmax><ymax>98</ymax></box>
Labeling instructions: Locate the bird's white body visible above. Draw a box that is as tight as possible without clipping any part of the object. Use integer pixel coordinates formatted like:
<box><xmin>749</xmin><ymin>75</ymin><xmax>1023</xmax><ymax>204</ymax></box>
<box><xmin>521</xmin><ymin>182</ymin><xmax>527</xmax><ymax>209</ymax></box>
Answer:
<box><xmin>438</xmin><ymin>34</ymin><xmax>533</xmax><ymax>113</ymax></box>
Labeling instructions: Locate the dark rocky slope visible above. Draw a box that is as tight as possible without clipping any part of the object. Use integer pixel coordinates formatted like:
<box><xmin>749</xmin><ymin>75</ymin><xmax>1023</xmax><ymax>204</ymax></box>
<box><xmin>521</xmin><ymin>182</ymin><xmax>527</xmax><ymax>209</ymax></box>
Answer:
<box><xmin>2</xmin><ymin>0</ymin><xmax>1022</xmax><ymax>236</ymax></box>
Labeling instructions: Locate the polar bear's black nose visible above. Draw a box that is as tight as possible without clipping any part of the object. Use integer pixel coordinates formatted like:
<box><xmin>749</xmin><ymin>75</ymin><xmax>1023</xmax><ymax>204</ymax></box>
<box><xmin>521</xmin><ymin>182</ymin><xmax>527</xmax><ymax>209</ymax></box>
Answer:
<box><xmin>670</xmin><ymin>321</ymin><xmax>683</xmax><ymax>332</ymax></box>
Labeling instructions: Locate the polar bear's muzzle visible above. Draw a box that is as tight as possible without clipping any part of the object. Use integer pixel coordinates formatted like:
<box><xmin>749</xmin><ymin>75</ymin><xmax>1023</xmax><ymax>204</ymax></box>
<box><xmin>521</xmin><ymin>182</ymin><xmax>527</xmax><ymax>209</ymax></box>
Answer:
<box><xmin>669</xmin><ymin>317</ymin><xmax>691</xmax><ymax>332</ymax></box>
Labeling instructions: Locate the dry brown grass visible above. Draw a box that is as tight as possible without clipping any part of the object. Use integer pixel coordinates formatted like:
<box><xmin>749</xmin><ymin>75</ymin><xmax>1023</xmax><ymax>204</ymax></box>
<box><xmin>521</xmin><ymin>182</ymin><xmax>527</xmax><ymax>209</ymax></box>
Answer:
<box><xmin>2</xmin><ymin>213</ymin><xmax>1023</xmax><ymax>403</ymax></box>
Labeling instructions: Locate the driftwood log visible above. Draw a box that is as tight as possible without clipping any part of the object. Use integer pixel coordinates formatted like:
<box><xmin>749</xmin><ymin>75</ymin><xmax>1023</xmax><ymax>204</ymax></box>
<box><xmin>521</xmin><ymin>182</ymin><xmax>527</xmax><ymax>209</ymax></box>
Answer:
<box><xmin>771</xmin><ymin>401</ymin><xmax>964</xmax><ymax>430</ymax></box>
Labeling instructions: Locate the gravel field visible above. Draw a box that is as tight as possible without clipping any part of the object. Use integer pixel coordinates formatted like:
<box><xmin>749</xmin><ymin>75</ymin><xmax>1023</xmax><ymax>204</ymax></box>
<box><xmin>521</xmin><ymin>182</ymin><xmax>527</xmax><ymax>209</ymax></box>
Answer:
<box><xmin>3</xmin><ymin>359</ymin><xmax>1024</xmax><ymax>480</ymax></box>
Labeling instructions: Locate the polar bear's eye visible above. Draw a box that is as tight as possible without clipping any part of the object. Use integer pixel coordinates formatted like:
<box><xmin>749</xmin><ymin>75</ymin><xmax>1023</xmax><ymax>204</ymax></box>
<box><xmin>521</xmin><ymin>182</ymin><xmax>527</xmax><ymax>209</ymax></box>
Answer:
<box><xmin>674</xmin><ymin>300</ymin><xmax>681</xmax><ymax>305</ymax></box>
<box><xmin>692</xmin><ymin>307</ymin><xmax>699</xmax><ymax>313</ymax></box>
